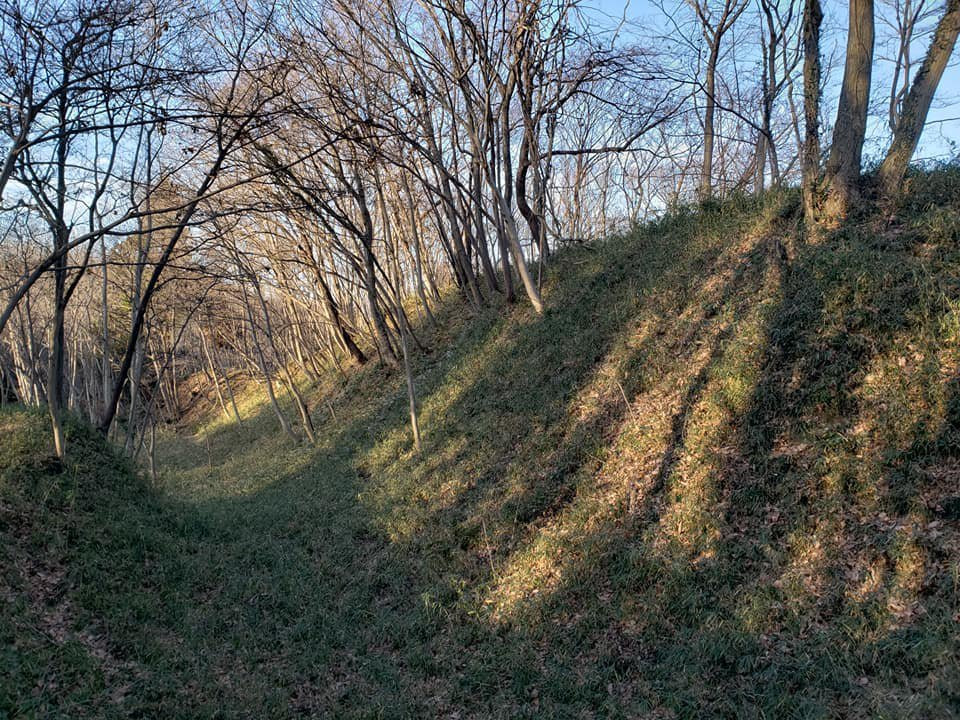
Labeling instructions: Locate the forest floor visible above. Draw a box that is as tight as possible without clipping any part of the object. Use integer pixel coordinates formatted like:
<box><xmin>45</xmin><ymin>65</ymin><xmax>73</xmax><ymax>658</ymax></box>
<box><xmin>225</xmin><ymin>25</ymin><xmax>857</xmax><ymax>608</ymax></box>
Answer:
<box><xmin>3</xmin><ymin>170</ymin><xmax>960</xmax><ymax>718</ymax></box>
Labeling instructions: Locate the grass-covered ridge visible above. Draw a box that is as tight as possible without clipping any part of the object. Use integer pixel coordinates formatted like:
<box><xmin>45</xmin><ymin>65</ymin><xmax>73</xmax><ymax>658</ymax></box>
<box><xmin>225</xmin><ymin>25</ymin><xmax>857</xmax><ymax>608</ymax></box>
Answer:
<box><xmin>4</xmin><ymin>170</ymin><xmax>960</xmax><ymax>718</ymax></box>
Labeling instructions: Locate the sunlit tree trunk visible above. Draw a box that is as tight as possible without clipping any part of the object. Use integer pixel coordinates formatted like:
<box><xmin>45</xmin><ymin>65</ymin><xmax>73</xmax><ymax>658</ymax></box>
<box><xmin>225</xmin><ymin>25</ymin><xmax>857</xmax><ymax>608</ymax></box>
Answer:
<box><xmin>240</xmin><ymin>281</ymin><xmax>295</xmax><ymax>441</ymax></box>
<box><xmin>824</xmin><ymin>0</ymin><xmax>874</xmax><ymax>219</ymax></box>
<box><xmin>877</xmin><ymin>0</ymin><xmax>960</xmax><ymax>197</ymax></box>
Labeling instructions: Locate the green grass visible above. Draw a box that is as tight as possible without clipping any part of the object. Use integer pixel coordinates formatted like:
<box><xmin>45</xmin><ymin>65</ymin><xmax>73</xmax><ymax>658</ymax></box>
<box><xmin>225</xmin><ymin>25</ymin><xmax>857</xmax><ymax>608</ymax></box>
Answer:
<box><xmin>3</xmin><ymin>170</ymin><xmax>960</xmax><ymax>718</ymax></box>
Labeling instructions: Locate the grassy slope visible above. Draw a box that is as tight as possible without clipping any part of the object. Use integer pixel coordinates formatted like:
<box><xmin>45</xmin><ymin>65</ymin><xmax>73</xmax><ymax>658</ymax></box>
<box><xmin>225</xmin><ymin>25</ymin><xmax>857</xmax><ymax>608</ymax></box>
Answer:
<box><xmin>3</xmin><ymin>170</ymin><xmax>960</xmax><ymax>718</ymax></box>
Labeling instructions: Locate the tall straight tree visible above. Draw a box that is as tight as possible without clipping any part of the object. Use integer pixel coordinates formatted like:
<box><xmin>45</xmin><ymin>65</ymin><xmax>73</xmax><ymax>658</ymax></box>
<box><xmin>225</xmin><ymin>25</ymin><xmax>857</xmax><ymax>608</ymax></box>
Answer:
<box><xmin>802</xmin><ymin>0</ymin><xmax>823</xmax><ymax>222</ymax></box>
<box><xmin>824</xmin><ymin>0</ymin><xmax>875</xmax><ymax>219</ymax></box>
<box><xmin>687</xmin><ymin>0</ymin><xmax>749</xmax><ymax>201</ymax></box>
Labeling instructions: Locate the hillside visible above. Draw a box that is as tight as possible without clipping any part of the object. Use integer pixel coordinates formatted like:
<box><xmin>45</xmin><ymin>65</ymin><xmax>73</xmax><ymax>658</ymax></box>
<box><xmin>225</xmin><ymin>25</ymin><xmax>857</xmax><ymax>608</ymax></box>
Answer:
<box><xmin>4</xmin><ymin>171</ymin><xmax>960</xmax><ymax>718</ymax></box>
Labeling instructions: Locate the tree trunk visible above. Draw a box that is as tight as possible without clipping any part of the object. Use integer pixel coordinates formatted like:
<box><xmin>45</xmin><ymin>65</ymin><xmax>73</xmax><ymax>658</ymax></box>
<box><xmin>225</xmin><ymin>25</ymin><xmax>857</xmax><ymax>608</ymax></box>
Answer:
<box><xmin>210</xmin><ymin>333</ymin><xmax>244</xmax><ymax>427</ymax></box>
<box><xmin>355</xmin><ymin>176</ymin><xmax>398</xmax><ymax>364</ymax></box>
<box><xmin>308</xmin><ymin>246</ymin><xmax>367</xmax><ymax>365</ymax></box>
<box><xmin>200</xmin><ymin>327</ymin><xmax>231</xmax><ymax>421</ymax></box>
<box><xmin>48</xmin><ymin>260</ymin><xmax>66</xmax><ymax>459</ymax></box>
<box><xmin>241</xmin><ymin>282</ymin><xmax>295</xmax><ymax>441</ymax></box>
<box><xmin>401</xmin><ymin>174</ymin><xmax>438</xmax><ymax>328</ymax></box>
<box><xmin>497</xmin><ymin>91</ymin><xmax>543</xmax><ymax>313</ymax></box>
<box><xmin>490</xmin><ymin>131</ymin><xmax>515</xmax><ymax>303</ymax></box>
<box><xmin>877</xmin><ymin>0</ymin><xmax>960</xmax><ymax>197</ymax></box>
<box><xmin>700</xmin><ymin>42</ymin><xmax>721</xmax><ymax>201</ymax></box>
<box><xmin>100</xmin><ymin>237</ymin><xmax>111</xmax><ymax>421</ymax></box>
<box><xmin>824</xmin><ymin>0</ymin><xmax>875</xmax><ymax>219</ymax></box>
<box><xmin>471</xmin><ymin>158</ymin><xmax>501</xmax><ymax>295</ymax></box>
<box><xmin>802</xmin><ymin>0</ymin><xmax>824</xmax><ymax>222</ymax></box>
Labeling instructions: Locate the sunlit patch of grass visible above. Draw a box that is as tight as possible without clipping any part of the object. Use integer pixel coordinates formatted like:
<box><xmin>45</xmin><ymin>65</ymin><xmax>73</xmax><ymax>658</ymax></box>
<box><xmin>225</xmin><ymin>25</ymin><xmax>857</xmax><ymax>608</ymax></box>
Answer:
<box><xmin>479</xmin><ymin>200</ymin><xmax>794</xmax><ymax>621</ymax></box>
<box><xmin>650</xmin><ymin>230</ymin><xmax>784</xmax><ymax>562</ymax></box>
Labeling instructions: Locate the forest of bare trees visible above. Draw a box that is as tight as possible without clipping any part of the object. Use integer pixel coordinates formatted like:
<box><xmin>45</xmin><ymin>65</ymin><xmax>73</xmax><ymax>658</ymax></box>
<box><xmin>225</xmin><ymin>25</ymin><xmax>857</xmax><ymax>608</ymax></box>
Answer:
<box><xmin>1</xmin><ymin>0</ymin><xmax>957</xmax><ymax>461</ymax></box>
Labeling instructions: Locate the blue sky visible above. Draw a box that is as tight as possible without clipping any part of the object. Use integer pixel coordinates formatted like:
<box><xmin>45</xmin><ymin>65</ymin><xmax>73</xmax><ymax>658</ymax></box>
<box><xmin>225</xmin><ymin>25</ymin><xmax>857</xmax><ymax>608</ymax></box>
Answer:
<box><xmin>582</xmin><ymin>0</ymin><xmax>960</xmax><ymax>163</ymax></box>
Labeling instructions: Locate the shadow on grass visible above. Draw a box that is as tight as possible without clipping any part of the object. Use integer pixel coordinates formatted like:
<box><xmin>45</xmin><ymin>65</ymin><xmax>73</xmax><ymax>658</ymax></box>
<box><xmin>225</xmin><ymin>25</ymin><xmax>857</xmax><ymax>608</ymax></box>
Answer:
<box><xmin>12</xmin><ymin>177</ymin><xmax>960</xmax><ymax>719</ymax></box>
<box><xmin>467</xmin><ymin>181</ymin><xmax>960</xmax><ymax>718</ymax></box>
<box><xmin>137</xmin><ymin>194</ymin><xmax>802</xmax><ymax>718</ymax></box>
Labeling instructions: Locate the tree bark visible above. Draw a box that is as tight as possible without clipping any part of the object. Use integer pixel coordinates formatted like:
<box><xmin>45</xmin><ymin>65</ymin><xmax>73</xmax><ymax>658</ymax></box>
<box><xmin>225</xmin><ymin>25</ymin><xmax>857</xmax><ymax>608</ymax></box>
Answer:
<box><xmin>802</xmin><ymin>0</ymin><xmax>824</xmax><ymax>222</ymax></box>
<box><xmin>241</xmin><ymin>282</ymin><xmax>295</xmax><ymax>441</ymax></box>
<box><xmin>700</xmin><ymin>41</ymin><xmax>721</xmax><ymax>201</ymax></box>
<box><xmin>877</xmin><ymin>0</ymin><xmax>960</xmax><ymax>197</ymax></box>
<box><xmin>824</xmin><ymin>0</ymin><xmax>875</xmax><ymax>219</ymax></box>
<box><xmin>307</xmin><ymin>245</ymin><xmax>368</xmax><ymax>365</ymax></box>
<box><xmin>355</xmin><ymin>175</ymin><xmax>399</xmax><ymax>364</ymax></box>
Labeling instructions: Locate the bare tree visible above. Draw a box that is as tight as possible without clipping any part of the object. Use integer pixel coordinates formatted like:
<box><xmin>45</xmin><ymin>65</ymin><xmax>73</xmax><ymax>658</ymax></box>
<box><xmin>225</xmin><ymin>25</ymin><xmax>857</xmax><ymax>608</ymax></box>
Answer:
<box><xmin>878</xmin><ymin>0</ymin><xmax>938</xmax><ymax>132</ymax></box>
<box><xmin>877</xmin><ymin>0</ymin><xmax>960</xmax><ymax>196</ymax></box>
<box><xmin>686</xmin><ymin>0</ymin><xmax>750</xmax><ymax>200</ymax></box>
